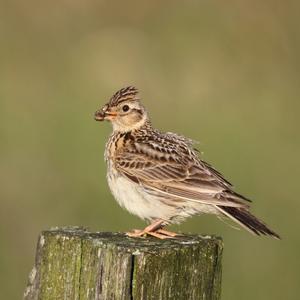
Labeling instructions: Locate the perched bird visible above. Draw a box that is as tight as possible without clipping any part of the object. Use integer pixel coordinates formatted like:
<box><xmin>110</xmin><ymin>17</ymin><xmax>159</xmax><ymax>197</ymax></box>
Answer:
<box><xmin>94</xmin><ymin>86</ymin><xmax>280</xmax><ymax>239</ymax></box>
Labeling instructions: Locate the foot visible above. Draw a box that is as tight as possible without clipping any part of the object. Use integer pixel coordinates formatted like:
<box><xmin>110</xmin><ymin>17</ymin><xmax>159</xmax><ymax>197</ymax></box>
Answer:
<box><xmin>126</xmin><ymin>219</ymin><xmax>179</xmax><ymax>239</ymax></box>
<box><xmin>156</xmin><ymin>229</ymin><xmax>179</xmax><ymax>237</ymax></box>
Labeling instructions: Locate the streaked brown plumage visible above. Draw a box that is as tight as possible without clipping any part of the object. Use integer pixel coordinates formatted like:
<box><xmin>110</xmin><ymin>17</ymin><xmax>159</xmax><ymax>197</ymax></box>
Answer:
<box><xmin>94</xmin><ymin>86</ymin><xmax>280</xmax><ymax>239</ymax></box>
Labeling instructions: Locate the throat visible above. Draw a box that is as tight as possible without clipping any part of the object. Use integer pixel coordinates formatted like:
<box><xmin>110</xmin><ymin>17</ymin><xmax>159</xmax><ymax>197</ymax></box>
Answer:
<box><xmin>112</xmin><ymin>116</ymin><xmax>152</xmax><ymax>133</ymax></box>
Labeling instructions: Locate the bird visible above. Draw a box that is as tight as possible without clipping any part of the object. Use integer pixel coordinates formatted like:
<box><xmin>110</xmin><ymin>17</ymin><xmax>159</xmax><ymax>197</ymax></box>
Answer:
<box><xmin>94</xmin><ymin>86</ymin><xmax>280</xmax><ymax>239</ymax></box>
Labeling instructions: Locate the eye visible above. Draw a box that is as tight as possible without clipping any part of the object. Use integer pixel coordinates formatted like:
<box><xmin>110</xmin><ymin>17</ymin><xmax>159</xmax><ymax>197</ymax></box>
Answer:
<box><xmin>122</xmin><ymin>105</ymin><xmax>130</xmax><ymax>112</ymax></box>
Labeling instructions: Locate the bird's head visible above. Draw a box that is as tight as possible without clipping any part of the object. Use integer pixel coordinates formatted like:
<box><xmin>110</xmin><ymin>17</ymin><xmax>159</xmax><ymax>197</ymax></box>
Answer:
<box><xmin>94</xmin><ymin>86</ymin><xmax>148</xmax><ymax>132</ymax></box>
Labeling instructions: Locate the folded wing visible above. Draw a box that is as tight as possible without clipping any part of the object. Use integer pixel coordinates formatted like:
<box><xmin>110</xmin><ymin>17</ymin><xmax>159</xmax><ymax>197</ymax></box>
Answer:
<box><xmin>114</xmin><ymin>137</ymin><xmax>250</xmax><ymax>208</ymax></box>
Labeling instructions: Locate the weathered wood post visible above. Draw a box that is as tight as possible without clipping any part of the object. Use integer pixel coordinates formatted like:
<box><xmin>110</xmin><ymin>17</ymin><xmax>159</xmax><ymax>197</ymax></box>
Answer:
<box><xmin>24</xmin><ymin>227</ymin><xmax>223</xmax><ymax>300</ymax></box>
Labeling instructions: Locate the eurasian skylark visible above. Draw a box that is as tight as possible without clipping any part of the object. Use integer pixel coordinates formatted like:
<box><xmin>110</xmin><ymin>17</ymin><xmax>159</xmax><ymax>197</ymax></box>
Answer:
<box><xmin>94</xmin><ymin>86</ymin><xmax>280</xmax><ymax>239</ymax></box>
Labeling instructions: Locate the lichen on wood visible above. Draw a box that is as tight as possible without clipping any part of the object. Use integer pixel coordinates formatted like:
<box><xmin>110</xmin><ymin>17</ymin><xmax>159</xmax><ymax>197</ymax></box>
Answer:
<box><xmin>24</xmin><ymin>227</ymin><xmax>223</xmax><ymax>300</ymax></box>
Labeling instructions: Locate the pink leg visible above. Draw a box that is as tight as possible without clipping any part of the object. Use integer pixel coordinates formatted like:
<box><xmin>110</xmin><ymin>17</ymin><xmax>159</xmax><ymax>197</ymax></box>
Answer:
<box><xmin>126</xmin><ymin>219</ymin><xmax>165</xmax><ymax>238</ymax></box>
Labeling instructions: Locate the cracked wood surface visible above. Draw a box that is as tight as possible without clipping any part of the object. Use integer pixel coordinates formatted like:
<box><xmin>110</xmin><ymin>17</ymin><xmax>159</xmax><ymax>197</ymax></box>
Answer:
<box><xmin>24</xmin><ymin>227</ymin><xmax>223</xmax><ymax>300</ymax></box>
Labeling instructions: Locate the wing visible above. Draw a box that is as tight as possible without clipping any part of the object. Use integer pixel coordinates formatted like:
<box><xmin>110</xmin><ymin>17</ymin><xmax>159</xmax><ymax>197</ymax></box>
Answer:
<box><xmin>114</xmin><ymin>135</ymin><xmax>250</xmax><ymax>208</ymax></box>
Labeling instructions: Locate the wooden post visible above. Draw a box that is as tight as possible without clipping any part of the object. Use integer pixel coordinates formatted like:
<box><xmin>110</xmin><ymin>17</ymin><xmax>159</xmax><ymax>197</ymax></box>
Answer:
<box><xmin>24</xmin><ymin>227</ymin><xmax>223</xmax><ymax>300</ymax></box>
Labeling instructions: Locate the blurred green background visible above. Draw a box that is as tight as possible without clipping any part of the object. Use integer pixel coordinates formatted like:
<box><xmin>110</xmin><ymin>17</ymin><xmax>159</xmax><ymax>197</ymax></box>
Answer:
<box><xmin>1</xmin><ymin>0</ymin><xmax>299</xmax><ymax>299</ymax></box>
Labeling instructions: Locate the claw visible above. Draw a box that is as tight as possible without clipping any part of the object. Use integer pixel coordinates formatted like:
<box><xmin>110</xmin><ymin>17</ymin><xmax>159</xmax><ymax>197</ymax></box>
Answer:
<box><xmin>147</xmin><ymin>231</ymin><xmax>172</xmax><ymax>239</ymax></box>
<box><xmin>126</xmin><ymin>230</ymin><xmax>145</xmax><ymax>237</ymax></box>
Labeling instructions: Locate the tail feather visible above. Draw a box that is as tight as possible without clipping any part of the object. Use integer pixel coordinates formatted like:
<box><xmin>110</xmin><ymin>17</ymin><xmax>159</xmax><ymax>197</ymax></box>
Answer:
<box><xmin>218</xmin><ymin>206</ymin><xmax>280</xmax><ymax>239</ymax></box>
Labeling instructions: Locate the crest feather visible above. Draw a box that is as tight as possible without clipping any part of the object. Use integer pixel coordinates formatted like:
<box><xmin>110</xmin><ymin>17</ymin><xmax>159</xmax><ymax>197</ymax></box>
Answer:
<box><xmin>109</xmin><ymin>86</ymin><xmax>139</xmax><ymax>106</ymax></box>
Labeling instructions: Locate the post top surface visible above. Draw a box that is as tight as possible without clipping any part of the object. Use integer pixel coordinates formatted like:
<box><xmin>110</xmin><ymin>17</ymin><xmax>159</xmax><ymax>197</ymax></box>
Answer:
<box><xmin>43</xmin><ymin>226</ymin><xmax>223</xmax><ymax>253</ymax></box>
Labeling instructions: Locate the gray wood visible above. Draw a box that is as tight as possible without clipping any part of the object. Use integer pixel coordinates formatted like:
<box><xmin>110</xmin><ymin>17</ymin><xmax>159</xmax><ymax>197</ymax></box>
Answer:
<box><xmin>24</xmin><ymin>227</ymin><xmax>223</xmax><ymax>300</ymax></box>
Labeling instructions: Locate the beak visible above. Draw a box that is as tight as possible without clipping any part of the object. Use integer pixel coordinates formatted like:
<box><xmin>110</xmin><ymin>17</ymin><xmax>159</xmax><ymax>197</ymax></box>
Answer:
<box><xmin>94</xmin><ymin>108</ymin><xmax>117</xmax><ymax>121</ymax></box>
<box><xmin>94</xmin><ymin>109</ymin><xmax>106</xmax><ymax>121</ymax></box>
